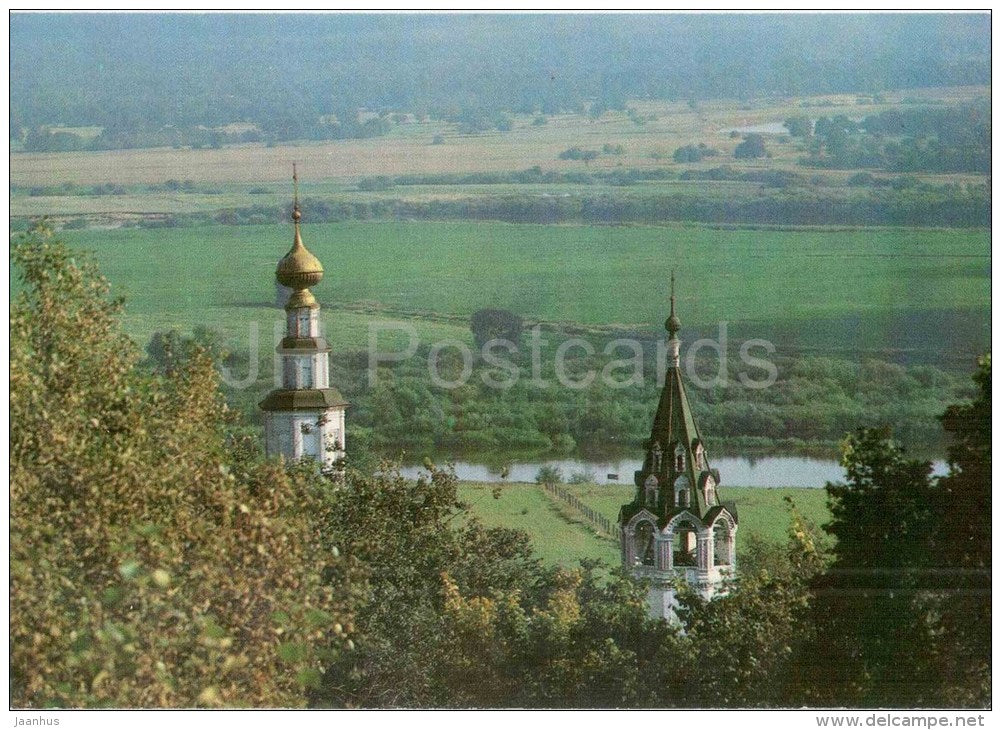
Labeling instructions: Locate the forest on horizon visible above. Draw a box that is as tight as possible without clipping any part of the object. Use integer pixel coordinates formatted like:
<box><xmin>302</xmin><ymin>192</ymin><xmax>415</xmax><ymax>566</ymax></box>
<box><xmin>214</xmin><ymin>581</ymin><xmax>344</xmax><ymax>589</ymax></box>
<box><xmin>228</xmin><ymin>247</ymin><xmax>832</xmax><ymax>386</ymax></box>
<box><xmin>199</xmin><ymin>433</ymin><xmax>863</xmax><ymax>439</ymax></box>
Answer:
<box><xmin>10</xmin><ymin>13</ymin><xmax>990</xmax><ymax>141</ymax></box>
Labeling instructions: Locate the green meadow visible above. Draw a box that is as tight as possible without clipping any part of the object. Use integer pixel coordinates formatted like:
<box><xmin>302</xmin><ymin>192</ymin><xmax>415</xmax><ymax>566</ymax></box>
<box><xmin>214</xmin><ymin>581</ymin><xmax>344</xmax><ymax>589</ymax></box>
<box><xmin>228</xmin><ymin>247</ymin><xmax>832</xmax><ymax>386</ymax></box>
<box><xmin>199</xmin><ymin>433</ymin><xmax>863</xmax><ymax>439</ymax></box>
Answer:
<box><xmin>54</xmin><ymin>221</ymin><xmax>989</xmax><ymax>357</ymax></box>
<box><xmin>459</xmin><ymin>481</ymin><xmax>831</xmax><ymax>567</ymax></box>
<box><xmin>459</xmin><ymin>482</ymin><xmax>620</xmax><ymax>566</ymax></box>
<box><xmin>560</xmin><ymin>482</ymin><xmax>833</xmax><ymax>550</ymax></box>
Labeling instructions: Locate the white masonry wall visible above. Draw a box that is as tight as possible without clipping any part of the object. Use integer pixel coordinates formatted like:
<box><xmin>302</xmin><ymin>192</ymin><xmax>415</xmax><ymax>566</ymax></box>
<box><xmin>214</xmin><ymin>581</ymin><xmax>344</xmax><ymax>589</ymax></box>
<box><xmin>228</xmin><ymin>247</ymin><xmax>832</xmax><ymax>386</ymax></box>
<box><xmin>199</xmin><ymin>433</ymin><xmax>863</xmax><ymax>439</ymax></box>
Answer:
<box><xmin>265</xmin><ymin>406</ymin><xmax>345</xmax><ymax>469</ymax></box>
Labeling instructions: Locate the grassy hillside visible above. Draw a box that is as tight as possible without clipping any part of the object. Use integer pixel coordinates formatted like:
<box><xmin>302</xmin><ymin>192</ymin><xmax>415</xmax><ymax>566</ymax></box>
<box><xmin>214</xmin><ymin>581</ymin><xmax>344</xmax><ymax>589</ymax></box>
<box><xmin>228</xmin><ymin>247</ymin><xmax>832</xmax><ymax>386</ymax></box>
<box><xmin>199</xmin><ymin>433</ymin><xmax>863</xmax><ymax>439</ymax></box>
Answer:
<box><xmin>459</xmin><ymin>481</ymin><xmax>831</xmax><ymax>567</ymax></box>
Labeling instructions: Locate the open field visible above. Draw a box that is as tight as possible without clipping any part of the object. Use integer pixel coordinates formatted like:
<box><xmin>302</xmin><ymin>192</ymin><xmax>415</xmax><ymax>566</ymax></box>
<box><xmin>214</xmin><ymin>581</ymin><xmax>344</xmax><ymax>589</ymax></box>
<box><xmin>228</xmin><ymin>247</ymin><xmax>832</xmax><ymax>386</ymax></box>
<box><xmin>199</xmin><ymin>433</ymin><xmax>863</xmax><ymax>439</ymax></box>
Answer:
<box><xmin>10</xmin><ymin>87</ymin><xmax>988</xmax><ymax>191</ymax></box>
<box><xmin>459</xmin><ymin>482</ymin><xmax>619</xmax><ymax>566</ymax></box>
<box><xmin>11</xmin><ymin>86</ymin><xmax>988</xmax><ymax>239</ymax></box>
<box><xmin>458</xmin><ymin>481</ymin><xmax>832</xmax><ymax>567</ymax></box>
<box><xmin>49</xmin><ymin>221</ymin><xmax>989</xmax><ymax>364</ymax></box>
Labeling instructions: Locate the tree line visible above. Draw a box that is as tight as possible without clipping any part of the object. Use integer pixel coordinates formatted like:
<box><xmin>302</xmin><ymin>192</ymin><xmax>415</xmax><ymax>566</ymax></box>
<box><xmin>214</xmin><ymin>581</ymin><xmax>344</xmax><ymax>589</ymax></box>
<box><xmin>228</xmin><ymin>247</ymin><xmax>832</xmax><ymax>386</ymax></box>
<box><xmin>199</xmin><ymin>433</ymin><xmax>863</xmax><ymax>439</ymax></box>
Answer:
<box><xmin>147</xmin><ymin>317</ymin><xmax>975</xmax><ymax>458</ymax></box>
<box><xmin>30</xmin><ymin>182</ymin><xmax>984</xmax><ymax>233</ymax></box>
<box><xmin>799</xmin><ymin>102</ymin><xmax>990</xmax><ymax>174</ymax></box>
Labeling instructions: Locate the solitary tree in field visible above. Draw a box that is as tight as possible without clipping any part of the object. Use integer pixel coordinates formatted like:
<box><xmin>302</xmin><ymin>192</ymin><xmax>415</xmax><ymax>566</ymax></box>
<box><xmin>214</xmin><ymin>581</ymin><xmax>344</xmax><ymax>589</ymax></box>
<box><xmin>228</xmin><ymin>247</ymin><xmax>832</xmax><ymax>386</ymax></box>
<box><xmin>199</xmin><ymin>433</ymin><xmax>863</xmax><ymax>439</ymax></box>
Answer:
<box><xmin>734</xmin><ymin>133</ymin><xmax>767</xmax><ymax>159</ymax></box>
<box><xmin>673</xmin><ymin>143</ymin><xmax>718</xmax><ymax>163</ymax></box>
<box><xmin>783</xmin><ymin>116</ymin><xmax>812</xmax><ymax>137</ymax></box>
<box><xmin>470</xmin><ymin>308</ymin><xmax>523</xmax><ymax>348</ymax></box>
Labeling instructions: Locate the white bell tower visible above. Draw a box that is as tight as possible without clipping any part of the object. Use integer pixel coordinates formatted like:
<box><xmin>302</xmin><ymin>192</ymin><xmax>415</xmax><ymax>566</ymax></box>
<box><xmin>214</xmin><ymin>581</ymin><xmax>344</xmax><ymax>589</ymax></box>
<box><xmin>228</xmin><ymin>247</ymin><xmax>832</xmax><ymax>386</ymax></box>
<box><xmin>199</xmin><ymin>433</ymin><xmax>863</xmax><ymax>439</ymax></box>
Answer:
<box><xmin>260</xmin><ymin>164</ymin><xmax>347</xmax><ymax>471</ymax></box>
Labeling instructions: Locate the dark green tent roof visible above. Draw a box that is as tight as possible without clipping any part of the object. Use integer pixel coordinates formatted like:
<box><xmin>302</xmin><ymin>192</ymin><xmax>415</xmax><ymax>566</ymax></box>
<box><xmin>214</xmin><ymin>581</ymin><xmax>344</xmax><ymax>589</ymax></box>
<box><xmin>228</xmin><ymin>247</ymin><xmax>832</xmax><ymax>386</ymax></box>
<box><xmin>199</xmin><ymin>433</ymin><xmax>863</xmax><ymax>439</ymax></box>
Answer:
<box><xmin>646</xmin><ymin>364</ymin><xmax>713</xmax><ymax>516</ymax></box>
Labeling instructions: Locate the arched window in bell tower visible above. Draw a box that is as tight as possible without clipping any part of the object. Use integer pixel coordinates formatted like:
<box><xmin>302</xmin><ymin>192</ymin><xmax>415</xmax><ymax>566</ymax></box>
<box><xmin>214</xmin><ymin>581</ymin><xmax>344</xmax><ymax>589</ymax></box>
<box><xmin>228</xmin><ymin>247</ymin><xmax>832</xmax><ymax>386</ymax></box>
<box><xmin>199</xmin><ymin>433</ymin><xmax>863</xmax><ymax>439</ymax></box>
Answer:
<box><xmin>703</xmin><ymin>475</ymin><xmax>717</xmax><ymax>506</ymax></box>
<box><xmin>671</xmin><ymin>519</ymin><xmax>698</xmax><ymax>567</ymax></box>
<box><xmin>693</xmin><ymin>439</ymin><xmax>706</xmax><ymax>471</ymax></box>
<box><xmin>644</xmin><ymin>475</ymin><xmax>659</xmax><ymax>507</ymax></box>
<box><xmin>673</xmin><ymin>475</ymin><xmax>690</xmax><ymax>508</ymax></box>
<box><xmin>713</xmin><ymin>519</ymin><xmax>734</xmax><ymax>567</ymax></box>
<box><xmin>674</xmin><ymin>442</ymin><xmax>686</xmax><ymax>472</ymax></box>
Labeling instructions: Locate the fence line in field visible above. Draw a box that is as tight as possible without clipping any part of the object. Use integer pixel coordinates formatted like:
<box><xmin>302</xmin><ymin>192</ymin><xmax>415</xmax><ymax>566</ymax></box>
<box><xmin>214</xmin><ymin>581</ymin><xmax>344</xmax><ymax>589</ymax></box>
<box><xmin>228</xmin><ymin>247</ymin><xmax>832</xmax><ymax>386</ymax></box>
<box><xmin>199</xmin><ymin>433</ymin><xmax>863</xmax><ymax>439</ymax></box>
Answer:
<box><xmin>541</xmin><ymin>482</ymin><xmax>621</xmax><ymax>546</ymax></box>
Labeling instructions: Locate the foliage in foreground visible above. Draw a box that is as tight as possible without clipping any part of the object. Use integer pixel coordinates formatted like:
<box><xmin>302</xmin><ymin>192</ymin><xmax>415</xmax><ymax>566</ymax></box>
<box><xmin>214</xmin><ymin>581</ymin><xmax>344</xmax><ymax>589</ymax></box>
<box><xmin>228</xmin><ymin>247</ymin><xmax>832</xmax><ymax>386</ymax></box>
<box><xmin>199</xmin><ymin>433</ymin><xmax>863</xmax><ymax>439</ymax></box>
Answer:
<box><xmin>796</xmin><ymin>355</ymin><xmax>991</xmax><ymax>707</ymax></box>
<box><xmin>9</xmin><ymin>228</ymin><xmax>990</xmax><ymax>708</ymax></box>
<box><xmin>8</xmin><ymin>228</ymin><xmax>826</xmax><ymax>708</ymax></box>
<box><xmin>10</xmin><ymin>228</ymin><xmax>358</xmax><ymax>707</ymax></box>
<box><xmin>313</xmin><ymin>486</ymin><xmax>827</xmax><ymax>708</ymax></box>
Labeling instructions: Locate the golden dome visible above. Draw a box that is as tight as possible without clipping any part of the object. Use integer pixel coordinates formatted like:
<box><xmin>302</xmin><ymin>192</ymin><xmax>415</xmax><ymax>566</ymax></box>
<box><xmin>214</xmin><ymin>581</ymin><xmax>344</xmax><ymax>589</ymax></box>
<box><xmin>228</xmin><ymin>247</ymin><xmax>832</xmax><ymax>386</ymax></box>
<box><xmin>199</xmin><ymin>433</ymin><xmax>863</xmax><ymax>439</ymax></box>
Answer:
<box><xmin>276</xmin><ymin>222</ymin><xmax>323</xmax><ymax>290</ymax></box>
<box><xmin>286</xmin><ymin>287</ymin><xmax>318</xmax><ymax>309</ymax></box>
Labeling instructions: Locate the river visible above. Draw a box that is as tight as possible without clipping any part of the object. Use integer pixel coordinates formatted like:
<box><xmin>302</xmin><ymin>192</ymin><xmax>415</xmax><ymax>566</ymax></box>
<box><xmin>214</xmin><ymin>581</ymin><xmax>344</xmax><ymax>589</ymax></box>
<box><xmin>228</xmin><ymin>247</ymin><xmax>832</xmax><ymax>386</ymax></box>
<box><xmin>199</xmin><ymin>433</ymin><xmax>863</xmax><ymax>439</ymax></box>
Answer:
<box><xmin>400</xmin><ymin>454</ymin><xmax>948</xmax><ymax>488</ymax></box>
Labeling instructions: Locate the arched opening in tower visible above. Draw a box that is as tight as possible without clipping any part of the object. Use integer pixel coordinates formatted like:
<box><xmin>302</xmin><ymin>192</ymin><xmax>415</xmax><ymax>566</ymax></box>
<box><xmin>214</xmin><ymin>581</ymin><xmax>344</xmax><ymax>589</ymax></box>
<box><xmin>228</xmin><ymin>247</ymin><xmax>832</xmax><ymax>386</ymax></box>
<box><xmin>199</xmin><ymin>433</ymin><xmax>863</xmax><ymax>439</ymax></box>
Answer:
<box><xmin>634</xmin><ymin>520</ymin><xmax>656</xmax><ymax>566</ymax></box>
<box><xmin>672</xmin><ymin>521</ymin><xmax>698</xmax><ymax>566</ymax></box>
<box><xmin>713</xmin><ymin>521</ymin><xmax>733</xmax><ymax>566</ymax></box>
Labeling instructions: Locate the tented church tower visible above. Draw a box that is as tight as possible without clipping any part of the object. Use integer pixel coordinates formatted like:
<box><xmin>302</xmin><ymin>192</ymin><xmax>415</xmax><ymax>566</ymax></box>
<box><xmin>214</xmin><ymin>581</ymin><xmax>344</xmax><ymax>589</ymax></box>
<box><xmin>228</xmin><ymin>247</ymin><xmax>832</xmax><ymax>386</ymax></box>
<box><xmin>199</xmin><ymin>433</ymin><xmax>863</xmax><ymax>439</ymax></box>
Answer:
<box><xmin>260</xmin><ymin>165</ymin><xmax>347</xmax><ymax>471</ymax></box>
<box><xmin>618</xmin><ymin>274</ymin><xmax>737</xmax><ymax>620</ymax></box>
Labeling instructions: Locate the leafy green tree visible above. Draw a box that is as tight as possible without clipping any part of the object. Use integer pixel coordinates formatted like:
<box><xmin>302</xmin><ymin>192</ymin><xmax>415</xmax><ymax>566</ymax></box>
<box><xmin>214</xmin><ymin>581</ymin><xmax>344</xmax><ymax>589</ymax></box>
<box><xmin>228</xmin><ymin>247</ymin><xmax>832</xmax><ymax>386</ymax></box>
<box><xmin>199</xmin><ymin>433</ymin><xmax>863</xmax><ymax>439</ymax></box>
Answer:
<box><xmin>924</xmin><ymin>355</ymin><xmax>990</xmax><ymax>705</ymax></box>
<box><xmin>469</xmin><ymin>308</ymin><xmax>523</xmax><ymax>348</ymax></box>
<box><xmin>795</xmin><ymin>358</ymin><xmax>991</xmax><ymax>710</ymax></box>
<box><xmin>734</xmin><ymin>133</ymin><xmax>767</xmax><ymax>159</ymax></box>
<box><xmin>311</xmin><ymin>462</ymin><xmax>542</xmax><ymax>707</ymax></box>
<box><xmin>679</xmin><ymin>510</ymin><xmax>826</xmax><ymax>707</ymax></box>
<box><xmin>795</xmin><ymin>428</ymin><xmax>940</xmax><ymax>706</ymax></box>
<box><xmin>494</xmin><ymin>114</ymin><xmax>514</xmax><ymax>132</ymax></box>
<box><xmin>783</xmin><ymin>116</ymin><xmax>812</xmax><ymax>137</ymax></box>
<box><xmin>673</xmin><ymin>143</ymin><xmax>719</xmax><ymax>163</ymax></box>
<box><xmin>10</xmin><ymin>227</ymin><xmax>357</xmax><ymax>707</ymax></box>
<box><xmin>144</xmin><ymin>325</ymin><xmax>228</xmax><ymax>374</ymax></box>
<box><xmin>535</xmin><ymin>464</ymin><xmax>563</xmax><ymax>485</ymax></box>
<box><xmin>558</xmin><ymin>146</ymin><xmax>600</xmax><ymax>162</ymax></box>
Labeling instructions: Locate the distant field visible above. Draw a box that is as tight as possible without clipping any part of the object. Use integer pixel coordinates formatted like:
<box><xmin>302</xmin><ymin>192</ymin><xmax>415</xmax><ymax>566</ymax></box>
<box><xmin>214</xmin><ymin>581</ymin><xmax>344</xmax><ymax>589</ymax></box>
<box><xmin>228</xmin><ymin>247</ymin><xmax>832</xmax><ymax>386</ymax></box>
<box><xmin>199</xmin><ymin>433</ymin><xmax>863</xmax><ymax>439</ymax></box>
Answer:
<box><xmin>458</xmin><ymin>481</ymin><xmax>831</xmax><ymax>567</ymax></box>
<box><xmin>9</xmin><ymin>87</ymin><xmax>988</xmax><ymax>189</ymax></box>
<box><xmin>49</xmin><ymin>221</ymin><xmax>989</xmax><ymax>362</ymax></box>
<box><xmin>8</xmin><ymin>101</ymin><xmax>812</xmax><ymax>187</ymax></box>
